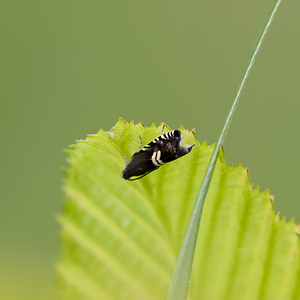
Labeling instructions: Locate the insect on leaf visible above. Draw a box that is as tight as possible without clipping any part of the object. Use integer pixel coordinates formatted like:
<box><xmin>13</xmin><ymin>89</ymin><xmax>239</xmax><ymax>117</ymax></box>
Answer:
<box><xmin>58</xmin><ymin>118</ymin><xmax>300</xmax><ymax>300</ymax></box>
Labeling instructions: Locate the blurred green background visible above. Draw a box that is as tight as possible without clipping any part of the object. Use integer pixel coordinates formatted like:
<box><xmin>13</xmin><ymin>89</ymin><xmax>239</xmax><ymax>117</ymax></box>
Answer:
<box><xmin>1</xmin><ymin>0</ymin><xmax>299</xmax><ymax>299</ymax></box>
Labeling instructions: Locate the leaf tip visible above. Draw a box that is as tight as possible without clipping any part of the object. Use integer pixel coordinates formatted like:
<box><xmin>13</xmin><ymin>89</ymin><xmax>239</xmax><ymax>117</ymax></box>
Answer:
<box><xmin>111</xmin><ymin>117</ymin><xmax>128</xmax><ymax>131</ymax></box>
<box><xmin>64</xmin><ymin>148</ymin><xmax>73</xmax><ymax>155</ymax></box>
<box><xmin>295</xmin><ymin>224</ymin><xmax>300</xmax><ymax>235</ymax></box>
<box><xmin>254</xmin><ymin>185</ymin><xmax>261</xmax><ymax>193</ymax></box>
<box><xmin>286</xmin><ymin>218</ymin><xmax>300</xmax><ymax>234</ymax></box>
<box><xmin>139</xmin><ymin>120</ymin><xmax>146</xmax><ymax>128</ymax></box>
<box><xmin>218</xmin><ymin>146</ymin><xmax>226</xmax><ymax>163</ymax></box>
<box><xmin>266</xmin><ymin>189</ymin><xmax>275</xmax><ymax>202</ymax></box>
<box><xmin>68</xmin><ymin>144</ymin><xmax>78</xmax><ymax>151</ymax></box>
<box><xmin>118</xmin><ymin>116</ymin><xmax>128</xmax><ymax>123</ymax></box>
<box><xmin>274</xmin><ymin>211</ymin><xmax>281</xmax><ymax>222</ymax></box>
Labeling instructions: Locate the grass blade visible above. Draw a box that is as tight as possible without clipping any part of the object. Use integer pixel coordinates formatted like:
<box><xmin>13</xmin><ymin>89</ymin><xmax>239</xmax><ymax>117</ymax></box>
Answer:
<box><xmin>167</xmin><ymin>1</ymin><xmax>283</xmax><ymax>299</ymax></box>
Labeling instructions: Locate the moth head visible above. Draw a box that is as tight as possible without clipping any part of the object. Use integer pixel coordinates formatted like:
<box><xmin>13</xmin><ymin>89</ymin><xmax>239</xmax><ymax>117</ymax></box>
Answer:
<box><xmin>177</xmin><ymin>143</ymin><xmax>195</xmax><ymax>157</ymax></box>
<box><xmin>172</xmin><ymin>130</ymin><xmax>194</xmax><ymax>157</ymax></box>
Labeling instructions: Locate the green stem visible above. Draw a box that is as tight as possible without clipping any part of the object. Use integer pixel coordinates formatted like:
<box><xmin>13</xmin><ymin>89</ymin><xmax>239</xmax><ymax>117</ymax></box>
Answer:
<box><xmin>167</xmin><ymin>1</ymin><xmax>282</xmax><ymax>299</ymax></box>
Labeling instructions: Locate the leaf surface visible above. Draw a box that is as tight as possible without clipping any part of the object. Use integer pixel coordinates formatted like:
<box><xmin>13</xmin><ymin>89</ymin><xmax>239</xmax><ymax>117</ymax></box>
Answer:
<box><xmin>59</xmin><ymin>119</ymin><xmax>300</xmax><ymax>300</ymax></box>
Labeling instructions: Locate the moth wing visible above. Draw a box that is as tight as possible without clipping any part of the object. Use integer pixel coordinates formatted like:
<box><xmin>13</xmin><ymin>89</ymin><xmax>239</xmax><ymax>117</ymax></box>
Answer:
<box><xmin>122</xmin><ymin>148</ymin><xmax>158</xmax><ymax>179</ymax></box>
<box><xmin>127</xmin><ymin>149</ymin><xmax>153</xmax><ymax>168</ymax></box>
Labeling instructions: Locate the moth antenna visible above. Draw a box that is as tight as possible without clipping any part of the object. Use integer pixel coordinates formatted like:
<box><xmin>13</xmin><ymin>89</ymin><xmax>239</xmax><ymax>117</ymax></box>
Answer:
<box><xmin>137</xmin><ymin>135</ymin><xmax>143</xmax><ymax>152</ymax></box>
<box><xmin>121</xmin><ymin>153</ymin><xmax>128</xmax><ymax>164</ymax></box>
<box><xmin>160</xmin><ymin>125</ymin><xmax>165</xmax><ymax>136</ymax></box>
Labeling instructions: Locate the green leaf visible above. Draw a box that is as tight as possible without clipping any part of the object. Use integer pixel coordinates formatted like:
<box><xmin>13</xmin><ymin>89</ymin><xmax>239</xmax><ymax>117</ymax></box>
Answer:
<box><xmin>58</xmin><ymin>118</ymin><xmax>300</xmax><ymax>300</ymax></box>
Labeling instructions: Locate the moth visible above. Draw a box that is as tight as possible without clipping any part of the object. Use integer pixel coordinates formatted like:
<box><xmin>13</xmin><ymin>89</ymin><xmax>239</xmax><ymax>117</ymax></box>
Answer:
<box><xmin>122</xmin><ymin>128</ymin><xmax>195</xmax><ymax>181</ymax></box>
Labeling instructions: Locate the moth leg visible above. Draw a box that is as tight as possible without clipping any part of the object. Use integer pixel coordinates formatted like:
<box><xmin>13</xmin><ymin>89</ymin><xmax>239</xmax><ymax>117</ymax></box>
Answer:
<box><xmin>160</xmin><ymin>125</ymin><xmax>165</xmax><ymax>136</ymax></box>
<box><xmin>137</xmin><ymin>135</ymin><xmax>143</xmax><ymax>152</ymax></box>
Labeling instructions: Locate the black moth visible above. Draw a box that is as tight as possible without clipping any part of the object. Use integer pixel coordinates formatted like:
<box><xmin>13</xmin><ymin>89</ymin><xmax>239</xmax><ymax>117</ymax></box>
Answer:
<box><xmin>122</xmin><ymin>129</ymin><xmax>194</xmax><ymax>181</ymax></box>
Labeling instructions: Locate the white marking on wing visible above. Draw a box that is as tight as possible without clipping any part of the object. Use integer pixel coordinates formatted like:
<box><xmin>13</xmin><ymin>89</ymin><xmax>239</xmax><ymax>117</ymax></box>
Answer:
<box><xmin>156</xmin><ymin>150</ymin><xmax>164</xmax><ymax>165</ymax></box>
<box><xmin>152</xmin><ymin>151</ymin><xmax>161</xmax><ymax>167</ymax></box>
